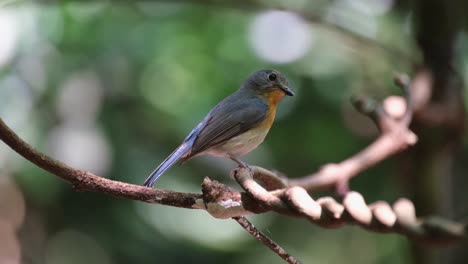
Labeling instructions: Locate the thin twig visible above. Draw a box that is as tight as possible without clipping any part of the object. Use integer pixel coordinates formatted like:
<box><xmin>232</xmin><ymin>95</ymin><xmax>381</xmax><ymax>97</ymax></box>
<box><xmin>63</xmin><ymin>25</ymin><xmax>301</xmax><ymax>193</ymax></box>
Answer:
<box><xmin>233</xmin><ymin>216</ymin><xmax>301</xmax><ymax>264</ymax></box>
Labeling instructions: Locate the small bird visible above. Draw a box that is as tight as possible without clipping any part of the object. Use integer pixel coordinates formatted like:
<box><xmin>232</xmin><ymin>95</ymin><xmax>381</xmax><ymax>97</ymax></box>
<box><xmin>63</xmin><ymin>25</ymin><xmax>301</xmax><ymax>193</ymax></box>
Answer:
<box><xmin>143</xmin><ymin>69</ymin><xmax>294</xmax><ymax>187</ymax></box>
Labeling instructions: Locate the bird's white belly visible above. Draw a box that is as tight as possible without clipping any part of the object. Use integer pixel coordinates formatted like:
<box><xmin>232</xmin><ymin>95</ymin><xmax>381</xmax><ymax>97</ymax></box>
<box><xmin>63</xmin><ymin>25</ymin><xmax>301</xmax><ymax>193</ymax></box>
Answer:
<box><xmin>205</xmin><ymin>127</ymin><xmax>270</xmax><ymax>158</ymax></box>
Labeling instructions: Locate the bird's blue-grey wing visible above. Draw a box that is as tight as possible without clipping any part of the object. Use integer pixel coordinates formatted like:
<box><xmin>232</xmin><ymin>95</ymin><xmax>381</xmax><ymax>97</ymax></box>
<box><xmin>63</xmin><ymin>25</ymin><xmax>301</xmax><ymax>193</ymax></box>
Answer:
<box><xmin>143</xmin><ymin>92</ymin><xmax>267</xmax><ymax>187</ymax></box>
<box><xmin>188</xmin><ymin>95</ymin><xmax>268</xmax><ymax>157</ymax></box>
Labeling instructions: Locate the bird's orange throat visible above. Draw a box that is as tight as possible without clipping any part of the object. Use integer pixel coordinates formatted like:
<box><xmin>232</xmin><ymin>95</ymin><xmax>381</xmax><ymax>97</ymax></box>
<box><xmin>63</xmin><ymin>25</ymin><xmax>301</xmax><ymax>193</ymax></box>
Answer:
<box><xmin>265</xmin><ymin>89</ymin><xmax>286</xmax><ymax>105</ymax></box>
<box><xmin>262</xmin><ymin>89</ymin><xmax>285</xmax><ymax>127</ymax></box>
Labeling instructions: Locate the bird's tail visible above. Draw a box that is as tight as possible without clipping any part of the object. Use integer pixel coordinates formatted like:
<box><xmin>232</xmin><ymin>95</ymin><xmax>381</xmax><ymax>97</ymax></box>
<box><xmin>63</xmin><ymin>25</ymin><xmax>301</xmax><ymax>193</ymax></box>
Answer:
<box><xmin>143</xmin><ymin>142</ymin><xmax>192</xmax><ymax>187</ymax></box>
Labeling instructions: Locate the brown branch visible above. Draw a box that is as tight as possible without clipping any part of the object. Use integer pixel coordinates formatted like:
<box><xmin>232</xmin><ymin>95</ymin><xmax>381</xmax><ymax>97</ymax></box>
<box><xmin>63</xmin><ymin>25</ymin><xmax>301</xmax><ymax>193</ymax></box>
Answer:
<box><xmin>233</xmin><ymin>167</ymin><xmax>466</xmax><ymax>244</ymax></box>
<box><xmin>233</xmin><ymin>167</ymin><xmax>292</xmax><ymax>214</ymax></box>
<box><xmin>288</xmin><ymin>74</ymin><xmax>417</xmax><ymax>193</ymax></box>
<box><xmin>0</xmin><ymin>118</ymin><xmax>204</xmax><ymax>208</ymax></box>
<box><xmin>233</xmin><ymin>216</ymin><xmax>301</xmax><ymax>264</ymax></box>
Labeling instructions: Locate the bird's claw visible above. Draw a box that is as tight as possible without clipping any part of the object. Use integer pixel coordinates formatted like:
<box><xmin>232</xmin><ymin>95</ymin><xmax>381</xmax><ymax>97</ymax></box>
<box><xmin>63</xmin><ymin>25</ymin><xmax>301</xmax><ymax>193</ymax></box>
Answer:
<box><xmin>230</xmin><ymin>164</ymin><xmax>254</xmax><ymax>181</ymax></box>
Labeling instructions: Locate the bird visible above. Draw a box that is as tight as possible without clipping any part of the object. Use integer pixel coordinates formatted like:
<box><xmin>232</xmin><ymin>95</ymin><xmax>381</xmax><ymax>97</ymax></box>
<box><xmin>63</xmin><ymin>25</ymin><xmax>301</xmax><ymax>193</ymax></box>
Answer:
<box><xmin>143</xmin><ymin>69</ymin><xmax>294</xmax><ymax>187</ymax></box>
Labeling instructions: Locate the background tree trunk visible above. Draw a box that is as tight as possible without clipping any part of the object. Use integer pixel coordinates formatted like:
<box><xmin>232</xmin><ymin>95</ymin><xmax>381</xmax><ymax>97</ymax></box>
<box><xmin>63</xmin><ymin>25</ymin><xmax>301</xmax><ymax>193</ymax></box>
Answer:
<box><xmin>405</xmin><ymin>0</ymin><xmax>466</xmax><ymax>263</ymax></box>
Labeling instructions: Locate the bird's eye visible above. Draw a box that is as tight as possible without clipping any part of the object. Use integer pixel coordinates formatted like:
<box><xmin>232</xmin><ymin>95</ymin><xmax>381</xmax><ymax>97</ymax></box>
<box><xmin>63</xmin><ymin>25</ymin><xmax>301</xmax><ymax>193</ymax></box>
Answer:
<box><xmin>268</xmin><ymin>73</ymin><xmax>277</xmax><ymax>81</ymax></box>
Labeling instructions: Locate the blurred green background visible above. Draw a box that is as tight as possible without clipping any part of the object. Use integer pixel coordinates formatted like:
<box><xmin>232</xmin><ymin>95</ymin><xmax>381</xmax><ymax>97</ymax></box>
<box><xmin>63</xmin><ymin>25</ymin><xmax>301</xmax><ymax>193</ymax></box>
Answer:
<box><xmin>0</xmin><ymin>1</ymin><xmax>466</xmax><ymax>264</ymax></box>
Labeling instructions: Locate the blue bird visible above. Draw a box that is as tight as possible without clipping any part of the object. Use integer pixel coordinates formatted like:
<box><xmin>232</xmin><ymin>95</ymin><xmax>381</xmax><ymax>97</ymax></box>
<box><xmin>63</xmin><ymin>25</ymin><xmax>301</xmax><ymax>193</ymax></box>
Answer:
<box><xmin>144</xmin><ymin>69</ymin><xmax>294</xmax><ymax>187</ymax></box>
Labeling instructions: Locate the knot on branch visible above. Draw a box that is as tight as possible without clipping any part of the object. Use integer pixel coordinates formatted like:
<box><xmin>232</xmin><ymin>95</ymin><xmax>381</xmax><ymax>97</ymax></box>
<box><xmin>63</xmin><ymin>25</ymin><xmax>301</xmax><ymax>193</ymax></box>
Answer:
<box><xmin>200</xmin><ymin>177</ymin><xmax>247</xmax><ymax>219</ymax></box>
<box><xmin>201</xmin><ymin>177</ymin><xmax>240</xmax><ymax>203</ymax></box>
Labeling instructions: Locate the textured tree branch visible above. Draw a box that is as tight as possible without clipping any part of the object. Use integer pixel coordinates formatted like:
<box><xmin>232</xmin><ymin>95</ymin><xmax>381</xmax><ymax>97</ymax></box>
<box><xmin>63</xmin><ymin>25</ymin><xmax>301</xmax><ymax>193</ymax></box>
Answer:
<box><xmin>248</xmin><ymin>147</ymin><xmax>467</xmax><ymax>244</ymax></box>
<box><xmin>0</xmin><ymin>117</ymin><xmax>204</xmax><ymax>208</ymax></box>
<box><xmin>288</xmin><ymin>74</ymin><xmax>417</xmax><ymax>194</ymax></box>
<box><xmin>231</xmin><ymin>167</ymin><xmax>466</xmax><ymax>244</ymax></box>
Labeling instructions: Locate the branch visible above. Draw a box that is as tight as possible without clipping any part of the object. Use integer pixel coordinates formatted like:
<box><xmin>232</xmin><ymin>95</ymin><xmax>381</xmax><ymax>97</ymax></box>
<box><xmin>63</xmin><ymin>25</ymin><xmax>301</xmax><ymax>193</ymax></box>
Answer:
<box><xmin>0</xmin><ymin>118</ymin><xmax>206</xmax><ymax>208</ymax></box>
<box><xmin>232</xmin><ymin>168</ymin><xmax>466</xmax><ymax>245</ymax></box>
<box><xmin>288</xmin><ymin>74</ymin><xmax>417</xmax><ymax>194</ymax></box>
<box><xmin>233</xmin><ymin>216</ymin><xmax>300</xmax><ymax>264</ymax></box>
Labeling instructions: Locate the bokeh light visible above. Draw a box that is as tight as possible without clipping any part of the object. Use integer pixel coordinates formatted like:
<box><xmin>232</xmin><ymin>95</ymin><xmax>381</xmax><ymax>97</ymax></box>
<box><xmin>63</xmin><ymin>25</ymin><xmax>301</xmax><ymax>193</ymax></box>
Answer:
<box><xmin>0</xmin><ymin>178</ymin><xmax>25</xmax><ymax>230</ymax></box>
<box><xmin>47</xmin><ymin>124</ymin><xmax>111</xmax><ymax>176</ymax></box>
<box><xmin>326</xmin><ymin>0</ymin><xmax>379</xmax><ymax>38</ymax></box>
<box><xmin>344</xmin><ymin>0</ymin><xmax>394</xmax><ymax>16</ymax></box>
<box><xmin>0</xmin><ymin>9</ymin><xmax>18</xmax><ymax>67</ymax></box>
<box><xmin>65</xmin><ymin>2</ymin><xmax>109</xmax><ymax>22</ymax></box>
<box><xmin>57</xmin><ymin>71</ymin><xmax>103</xmax><ymax>124</ymax></box>
<box><xmin>0</xmin><ymin>221</ymin><xmax>20</xmax><ymax>264</ymax></box>
<box><xmin>0</xmin><ymin>177</ymin><xmax>24</xmax><ymax>264</ymax></box>
<box><xmin>0</xmin><ymin>75</ymin><xmax>34</xmax><ymax>129</ymax></box>
<box><xmin>249</xmin><ymin>11</ymin><xmax>313</xmax><ymax>64</ymax></box>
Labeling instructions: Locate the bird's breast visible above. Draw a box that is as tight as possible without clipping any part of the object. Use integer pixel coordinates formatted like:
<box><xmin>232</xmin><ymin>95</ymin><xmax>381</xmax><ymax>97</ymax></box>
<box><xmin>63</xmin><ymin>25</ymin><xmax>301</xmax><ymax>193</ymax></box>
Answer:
<box><xmin>208</xmin><ymin>105</ymin><xmax>277</xmax><ymax>158</ymax></box>
<box><xmin>215</xmin><ymin>126</ymin><xmax>270</xmax><ymax>157</ymax></box>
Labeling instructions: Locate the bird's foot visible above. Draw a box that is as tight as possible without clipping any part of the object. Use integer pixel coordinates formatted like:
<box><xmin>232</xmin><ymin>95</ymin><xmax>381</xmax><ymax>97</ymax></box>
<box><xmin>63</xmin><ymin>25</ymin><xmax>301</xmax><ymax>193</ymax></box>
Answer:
<box><xmin>229</xmin><ymin>157</ymin><xmax>254</xmax><ymax>180</ymax></box>
<box><xmin>230</xmin><ymin>157</ymin><xmax>250</xmax><ymax>169</ymax></box>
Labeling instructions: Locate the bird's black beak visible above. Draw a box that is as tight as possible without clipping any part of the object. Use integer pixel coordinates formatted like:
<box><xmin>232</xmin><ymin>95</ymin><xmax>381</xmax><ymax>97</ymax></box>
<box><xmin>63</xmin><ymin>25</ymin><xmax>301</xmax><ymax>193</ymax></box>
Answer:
<box><xmin>279</xmin><ymin>85</ymin><xmax>295</xmax><ymax>96</ymax></box>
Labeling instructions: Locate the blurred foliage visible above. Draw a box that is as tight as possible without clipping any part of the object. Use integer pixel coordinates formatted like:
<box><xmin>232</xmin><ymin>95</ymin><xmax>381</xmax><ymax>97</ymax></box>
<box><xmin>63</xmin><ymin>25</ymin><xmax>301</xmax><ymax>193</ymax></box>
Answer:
<box><xmin>0</xmin><ymin>1</ymin><xmax>466</xmax><ymax>264</ymax></box>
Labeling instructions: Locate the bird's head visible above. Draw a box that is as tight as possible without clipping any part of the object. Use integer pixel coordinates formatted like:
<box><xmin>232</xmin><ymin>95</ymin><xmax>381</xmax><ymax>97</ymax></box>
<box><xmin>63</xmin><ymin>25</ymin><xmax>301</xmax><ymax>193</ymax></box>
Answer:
<box><xmin>243</xmin><ymin>70</ymin><xmax>295</xmax><ymax>103</ymax></box>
